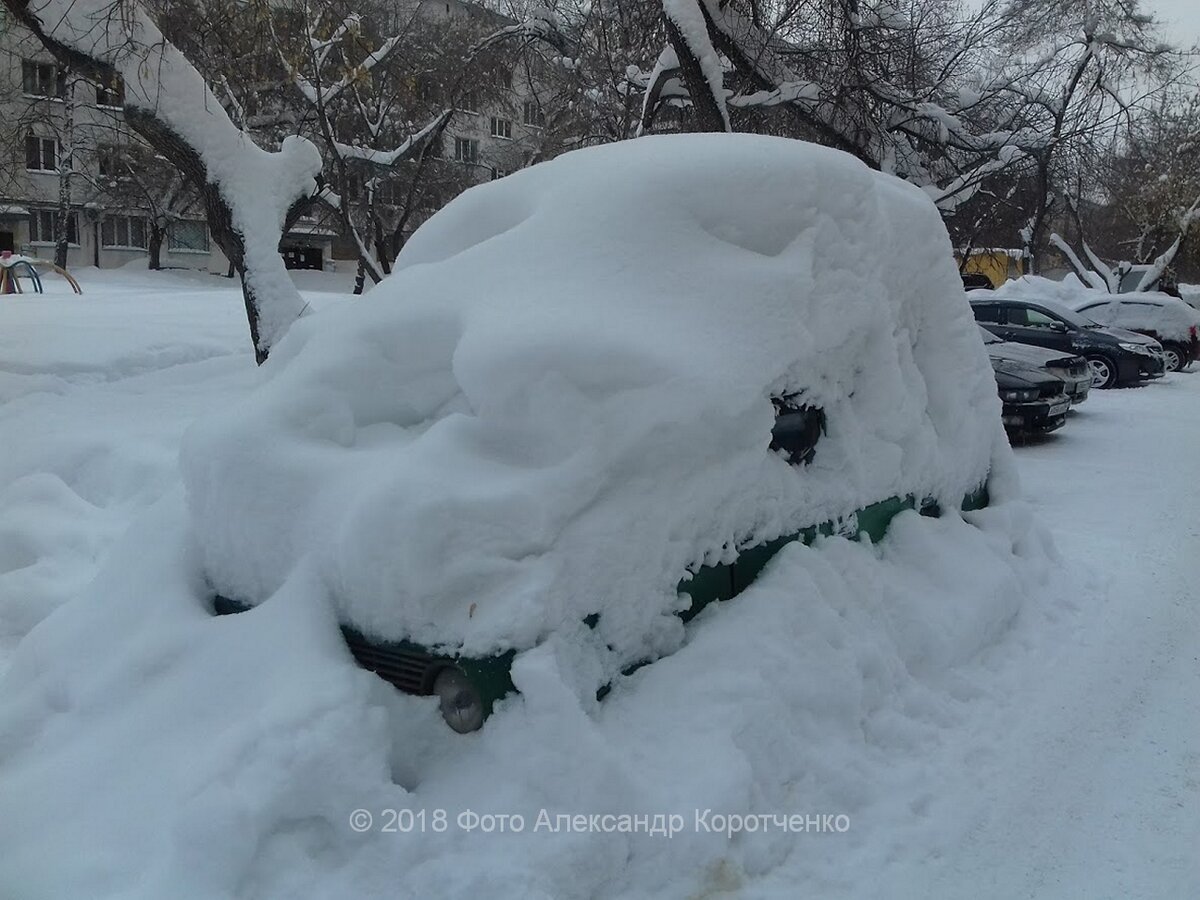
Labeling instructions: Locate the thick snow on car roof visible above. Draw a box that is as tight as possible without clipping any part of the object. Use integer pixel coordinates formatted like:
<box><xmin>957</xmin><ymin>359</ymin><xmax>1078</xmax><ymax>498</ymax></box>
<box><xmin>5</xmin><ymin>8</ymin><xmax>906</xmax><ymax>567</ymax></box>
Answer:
<box><xmin>998</xmin><ymin>274</ymin><xmax>1200</xmax><ymax>342</ymax></box>
<box><xmin>182</xmin><ymin>134</ymin><xmax>1005</xmax><ymax>661</ymax></box>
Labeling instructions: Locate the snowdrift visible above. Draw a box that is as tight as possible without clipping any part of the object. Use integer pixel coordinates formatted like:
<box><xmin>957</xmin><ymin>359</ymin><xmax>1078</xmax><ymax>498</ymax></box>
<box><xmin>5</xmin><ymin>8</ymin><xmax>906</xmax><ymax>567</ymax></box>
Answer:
<box><xmin>0</xmin><ymin>490</ymin><xmax>1058</xmax><ymax>900</ymax></box>
<box><xmin>182</xmin><ymin>133</ymin><xmax>1007</xmax><ymax>665</ymax></box>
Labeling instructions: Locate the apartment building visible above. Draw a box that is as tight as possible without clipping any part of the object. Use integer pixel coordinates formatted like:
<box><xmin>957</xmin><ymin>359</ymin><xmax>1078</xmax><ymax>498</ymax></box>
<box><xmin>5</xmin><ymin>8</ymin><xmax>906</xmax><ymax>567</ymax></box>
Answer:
<box><xmin>0</xmin><ymin>10</ymin><xmax>230</xmax><ymax>272</ymax></box>
<box><xmin>0</xmin><ymin>0</ymin><xmax>560</xmax><ymax>274</ymax></box>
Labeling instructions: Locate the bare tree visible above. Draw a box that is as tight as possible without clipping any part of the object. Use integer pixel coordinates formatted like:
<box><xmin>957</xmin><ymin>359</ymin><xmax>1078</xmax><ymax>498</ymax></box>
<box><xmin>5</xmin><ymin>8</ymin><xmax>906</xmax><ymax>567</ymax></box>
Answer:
<box><xmin>2</xmin><ymin>0</ymin><xmax>324</xmax><ymax>363</ymax></box>
<box><xmin>261</xmin><ymin>0</ymin><xmax>568</xmax><ymax>290</ymax></box>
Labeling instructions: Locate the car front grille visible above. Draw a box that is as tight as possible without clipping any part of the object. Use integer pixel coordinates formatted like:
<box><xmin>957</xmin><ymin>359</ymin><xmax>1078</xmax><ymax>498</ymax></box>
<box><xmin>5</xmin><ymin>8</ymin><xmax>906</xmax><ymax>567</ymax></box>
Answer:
<box><xmin>343</xmin><ymin>631</ymin><xmax>442</xmax><ymax>695</ymax></box>
<box><xmin>212</xmin><ymin>594</ymin><xmax>447</xmax><ymax>696</ymax></box>
<box><xmin>1038</xmin><ymin>383</ymin><xmax>1064</xmax><ymax>399</ymax></box>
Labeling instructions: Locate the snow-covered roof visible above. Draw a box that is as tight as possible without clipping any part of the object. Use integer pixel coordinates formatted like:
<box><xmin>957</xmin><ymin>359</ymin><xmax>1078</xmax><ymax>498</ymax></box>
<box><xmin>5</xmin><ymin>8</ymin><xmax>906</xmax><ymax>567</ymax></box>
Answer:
<box><xmin>996</xmin><ymin>274</ymin><xmax>1200</xmax><ymax>342</ymax></box>
<box><xmin>181</xmin><ymin>134</ymin><xmax>1006</xmax><ymax>667</ymax></box>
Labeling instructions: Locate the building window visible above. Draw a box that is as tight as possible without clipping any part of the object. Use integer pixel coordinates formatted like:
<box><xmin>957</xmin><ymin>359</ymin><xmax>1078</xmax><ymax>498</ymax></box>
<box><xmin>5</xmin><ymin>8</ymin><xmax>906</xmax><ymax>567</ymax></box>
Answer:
<box><xmin>489</xmin><ymin>117</ymin><xmax>512</xmax><ymax>139</ymax></box>
<box><xmin>101</xmin><ymin>215</ymin><xmax>149</xmax><ymax>249</ymax></box>
<box><xmin>22</xmin><ymin>60</ymin><xmax>62</xmax><ymax>98</ymax></box>
<box><xmin>458</xmin><ymin>90</ymin><xmax>480</xmax><ymax>112</ymax></box>
<box><xmin>376</xmin><ymin>180</ymin><xmax>403</xmax><ymax>206</ymax></box>
<box><xmin>95</xmin><ymin>74</ymin><xmax>124</xmax><ymax>107</ymax></box>
<box><xmin>25</xmin><ymin>135</ymin><xmax>57</xmax><ymax>172</ymax></box>
<box><xmin>522</xmin><ymin>101</ymin><xmax>546</xmax><ymax>128</ymax></box>
<box><xmin>454</xmin><ymin>137</ymin><xmax>478</xmax><ymax>163</ymax></box>
<box><xmin>97</xmin><ymin>144</ymin><xmax>125</xmax><ymax>177</ymax></box>
<box><xmin>29</xmin><ymin>209</ymin><xmax>78</xmax><ymax>245</ymax></box>
<box><xmin>168</xmin><ymin>220</ymin><xmax>209</xmax><ymax>252</ymax></box>
<box><xmin>340</xmin><ymin>173</ymin><xmax>363</xmax><ymax>202</ymax></box>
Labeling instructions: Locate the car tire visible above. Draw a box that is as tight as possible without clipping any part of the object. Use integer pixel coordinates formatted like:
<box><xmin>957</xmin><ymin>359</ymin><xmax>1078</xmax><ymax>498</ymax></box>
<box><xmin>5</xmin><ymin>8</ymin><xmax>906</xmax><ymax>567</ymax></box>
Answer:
<box><xmin>1161</xmin><ymin>343</ymin><xmax>1185</xmax><ymax>373</ymax></box>
<box><xmin>1086</xmin><ymin>354</ymin><xmax>1118</xmax><ymax>389</ymax></box>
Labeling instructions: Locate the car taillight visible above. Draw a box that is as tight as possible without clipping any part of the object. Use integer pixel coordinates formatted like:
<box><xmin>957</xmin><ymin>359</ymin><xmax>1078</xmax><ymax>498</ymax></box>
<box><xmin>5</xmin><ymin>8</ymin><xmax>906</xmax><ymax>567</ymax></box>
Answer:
<box><xmin>1191</xmin><ymin>325</ymin><xmax>1197</xmax><ymax>341</ymax></box>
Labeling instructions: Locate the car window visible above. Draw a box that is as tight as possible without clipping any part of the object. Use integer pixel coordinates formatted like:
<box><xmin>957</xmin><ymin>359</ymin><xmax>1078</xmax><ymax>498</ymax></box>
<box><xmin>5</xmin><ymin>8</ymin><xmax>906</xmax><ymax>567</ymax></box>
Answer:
<box><xmin>1079</xmin><ymin>301</ymin><xmax>1118</xmax><ymax>325</ymax></box>
<box><xmin>971</xmin><ymin>303</ymin><xmax>1003</xmax><ymax>323</ymax></box>
<box><xmin>1009</xmin><ymin>306</ymin><xmax>1061</xmax><ymax>328</ymax></box>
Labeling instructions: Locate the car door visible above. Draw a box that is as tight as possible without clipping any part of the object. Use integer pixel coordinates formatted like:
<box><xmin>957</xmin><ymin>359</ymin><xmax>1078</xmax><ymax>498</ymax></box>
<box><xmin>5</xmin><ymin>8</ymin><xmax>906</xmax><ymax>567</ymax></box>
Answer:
<box><xmin>1003</xmin><ymin>304</ymin><xmax>1075</xmax><ymax>351</ymax></box>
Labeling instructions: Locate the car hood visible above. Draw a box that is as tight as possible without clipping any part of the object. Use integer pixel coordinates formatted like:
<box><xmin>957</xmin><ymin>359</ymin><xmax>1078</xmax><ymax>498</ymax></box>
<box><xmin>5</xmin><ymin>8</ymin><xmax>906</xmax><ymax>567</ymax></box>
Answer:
<box><xmin>1096</xmin><ymin>325</ymin><xmax>1158</xmax><ymax>346</ymax></box>
<box><xmin>990</xmin><ymin>357</ymin><xmax>1060</xmax><ymax>388</ymax></box>
<box><xmin>988</xmin><ymin>340</ymin><xmax>1078</xmax><ymax>369</ymax></box>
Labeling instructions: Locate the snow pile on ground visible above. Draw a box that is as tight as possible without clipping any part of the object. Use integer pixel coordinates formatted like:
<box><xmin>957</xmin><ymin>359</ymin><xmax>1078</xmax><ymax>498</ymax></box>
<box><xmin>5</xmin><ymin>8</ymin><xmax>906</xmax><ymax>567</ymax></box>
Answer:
<box><xmin>0</xmin><ymin>485</ymin><xmax>1061</xmax><ymax>899</ymax></box>
<box><xmin>993</xmin><ymin>273</ymin><xmax>1092</xmax><ymax>306</ymax></box>
<box><xmin>183</xmin><ymin>134</ymin><xmax>1007</xmax><ymax>671</ymax></box>
<box><xmin>0</xmin><ymin>269</ymin><xmax>343</xmax><ymax>660</ymax></box>
<box><xmin>998</xmin><ymin>275</ymin><xmax>1200</xmax><ymax>342</ymax></box>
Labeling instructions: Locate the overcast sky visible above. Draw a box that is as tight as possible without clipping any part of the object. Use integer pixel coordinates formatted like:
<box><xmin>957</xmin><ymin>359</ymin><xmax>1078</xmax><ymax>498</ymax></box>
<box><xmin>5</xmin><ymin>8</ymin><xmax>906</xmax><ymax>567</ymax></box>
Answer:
<box><xmin>1150</xmin><ymin>0</ymin><xmax>1200</xmax><ymax>49</ymax></box>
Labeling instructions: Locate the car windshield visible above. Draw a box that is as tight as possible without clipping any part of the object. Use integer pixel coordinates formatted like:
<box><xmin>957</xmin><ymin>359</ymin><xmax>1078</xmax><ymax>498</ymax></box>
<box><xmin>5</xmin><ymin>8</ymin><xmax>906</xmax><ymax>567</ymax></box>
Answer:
<box><xmin>978</xmin><ymin>325</ymin><xmax>1001</xmax><ymax>344</ymax></box>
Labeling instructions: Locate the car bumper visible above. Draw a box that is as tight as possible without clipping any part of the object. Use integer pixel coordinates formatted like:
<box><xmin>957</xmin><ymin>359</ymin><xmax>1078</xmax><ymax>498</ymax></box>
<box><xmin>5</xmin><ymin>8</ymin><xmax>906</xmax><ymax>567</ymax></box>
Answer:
<box><xmin>1002</xmin><ymin>395</ymin><xmax>1070</xmax><ymax>434</ymax></box>
<box><xmin>1116</xmin><ymin>353</ymin><xmax>1165</xmax><ymax>383</ymax></box>
<box><xmin>1066</xmin><ymin>377</ymin><xmax>1090</xmax><ymax>404</ymax></box>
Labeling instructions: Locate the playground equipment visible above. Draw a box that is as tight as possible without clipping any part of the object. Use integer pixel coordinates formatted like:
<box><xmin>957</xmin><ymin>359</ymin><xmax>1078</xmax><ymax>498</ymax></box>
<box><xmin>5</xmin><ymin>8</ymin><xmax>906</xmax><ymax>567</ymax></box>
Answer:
<box><xmin>0</xmin><ymin>252</ymin><xmax>82</xmax><ymax>294</ymax></box>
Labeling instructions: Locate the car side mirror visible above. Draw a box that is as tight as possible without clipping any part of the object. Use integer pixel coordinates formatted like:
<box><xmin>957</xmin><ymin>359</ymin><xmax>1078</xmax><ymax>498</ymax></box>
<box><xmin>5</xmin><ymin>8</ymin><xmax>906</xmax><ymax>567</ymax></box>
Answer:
<box><xmin>770</xmin><ymin>401</ymin><xmax>825</xmax><ymax>466</ymax></box>
<box><xmin>1049</xmin><ymin>321</ymin><xmax>1068</xmax><ymax>333</ymax></box>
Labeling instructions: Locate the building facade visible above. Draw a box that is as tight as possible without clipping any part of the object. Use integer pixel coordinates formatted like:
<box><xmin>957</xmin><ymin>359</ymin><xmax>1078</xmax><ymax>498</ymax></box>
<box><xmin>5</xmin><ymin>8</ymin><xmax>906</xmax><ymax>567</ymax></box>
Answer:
<box><xmin>0</xmin><ymin>9</ymin><xmax>232</xmax><ymax>273</ymax></box>
<box><xmin>0</xmin><ymin>0</ymin><xmax>561</xmax><ymax>275</ymax></box>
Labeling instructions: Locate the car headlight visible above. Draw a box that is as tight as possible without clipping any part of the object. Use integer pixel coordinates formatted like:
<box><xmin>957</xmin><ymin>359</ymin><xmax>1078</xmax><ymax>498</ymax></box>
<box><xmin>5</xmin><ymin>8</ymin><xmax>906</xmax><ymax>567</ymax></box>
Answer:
<box><xmin>999</xmin><ymin>388</ymin><xmax>1038</xmax><ymax>402</ymax></box>
<box><xmin>433</xmin><ymin>667</ymin><xmax>485</xmax><ymax>733</ymax></box>
<box><xmin>1118</xmin><ymin>342</ymin><xmax>1149</xmax><ymax>355</ymax></box>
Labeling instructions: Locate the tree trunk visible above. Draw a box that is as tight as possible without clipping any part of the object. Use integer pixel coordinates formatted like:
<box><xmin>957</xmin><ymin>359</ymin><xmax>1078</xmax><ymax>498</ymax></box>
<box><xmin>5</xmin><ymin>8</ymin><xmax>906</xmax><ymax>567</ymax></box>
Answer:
<box><xmin>124</xmin><ymin>107</ymin><xmax>310</xmax><ymax>365</ymax></box>
<box><xmin>1024</xmin><ymin>155</ymin><xmax>1052</xmax><ymax>275</ymax></box>
<box><xmin>353</xmin><ymin>258</ymin><xmax>366</xmax><ymax>296</ymax></box>
<box><xmin>54</xmin><ymin>72</ymin><xmax>75</xmax><ymax>269</ymax></box>
<box><xmin>148</xmin><ymin>221</ymin><xmax>164</xmax><ymax>270</ymax></box>
<box><xmin>663</xmin><ymin>16</ymin><xmax>727</xmax><ymax>133</ymax></box>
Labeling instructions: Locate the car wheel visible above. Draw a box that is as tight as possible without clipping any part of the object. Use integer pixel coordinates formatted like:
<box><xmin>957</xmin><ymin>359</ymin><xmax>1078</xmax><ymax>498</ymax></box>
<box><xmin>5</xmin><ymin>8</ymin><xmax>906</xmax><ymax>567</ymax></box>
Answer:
<box><xmin>1086</xmin><ymin>354</ymin><xmax>1118</xmax><ymax>389</ymax></box>
<box><xmin>1161</xmin><ymin>343</ymin><xmax>1184</xmax><ymax>373</ymax></box>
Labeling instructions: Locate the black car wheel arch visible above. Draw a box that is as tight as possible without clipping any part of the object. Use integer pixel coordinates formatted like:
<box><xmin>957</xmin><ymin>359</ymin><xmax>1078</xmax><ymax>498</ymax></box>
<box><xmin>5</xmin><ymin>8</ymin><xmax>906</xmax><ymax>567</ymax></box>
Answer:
<box><xmin>1160</xmin><ymin>343</ymin><xmax>1184</xmax><ymax>372</ymax></box>
<box><xmin>1085</xmin><ymin>354</ymin><xmax>1118</xmax><ymax>389</ymax></box>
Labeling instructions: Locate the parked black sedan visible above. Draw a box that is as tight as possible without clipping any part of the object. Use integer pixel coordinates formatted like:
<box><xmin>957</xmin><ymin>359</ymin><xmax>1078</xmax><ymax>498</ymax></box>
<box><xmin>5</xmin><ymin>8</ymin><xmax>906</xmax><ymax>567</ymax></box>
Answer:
<box><xmin>979</xmin><ymin>327</ymin><xmax>1091</xmax><ymax>405</ymax></box>
<box><xmin>970</xmin><ymin>296</ymin><xmax>1165</xmax><ymax>388</ymax></box>
<box><xmin>987</xmin><ymin>357</ymin><xmax>1073</xmax><ymax>435</ymax></box>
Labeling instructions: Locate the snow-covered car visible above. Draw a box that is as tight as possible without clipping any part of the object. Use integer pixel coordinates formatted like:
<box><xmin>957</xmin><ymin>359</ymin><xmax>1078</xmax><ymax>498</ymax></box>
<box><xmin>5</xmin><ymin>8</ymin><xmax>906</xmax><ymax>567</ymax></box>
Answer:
<box><xmin>189</xmin><ymin>135</ymin><xmax>1007</xmax><ymax>732</ymax></box>
<box><xmin>1064</xmin><ymin>294</ymin><xmax>1200</xmax><ymax>372</ymax></box>
<box><xmin>971</xmin><ymin>296</ymin><xmax>1165</xmax><ymax>388</ymax></box>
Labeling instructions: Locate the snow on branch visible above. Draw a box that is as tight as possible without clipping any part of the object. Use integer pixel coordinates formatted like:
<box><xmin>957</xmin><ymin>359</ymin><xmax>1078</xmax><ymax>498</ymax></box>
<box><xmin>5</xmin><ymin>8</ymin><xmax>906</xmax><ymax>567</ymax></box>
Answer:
<box><xmin>331</xmin><ymin>110</ymin><xmax>452</xmax><ymax>167</ymax></box>
<box><xmin>1049</xmin><ymin>233</ymin><xmax>1111</xmax><ymax>291</ymax></box>
<box><xmin>662</xmin><ymin>0</ymin><xmax>728</xmax><ymax>131</ymax></box>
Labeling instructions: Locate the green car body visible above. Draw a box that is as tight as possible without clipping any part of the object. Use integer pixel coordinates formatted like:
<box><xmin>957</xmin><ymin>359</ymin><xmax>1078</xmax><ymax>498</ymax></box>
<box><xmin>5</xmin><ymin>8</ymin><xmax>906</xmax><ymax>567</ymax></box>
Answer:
<box><xmin>213</xmin><ymin>485</ymin><xmax>988</xmax><ymax>732</ymax></box>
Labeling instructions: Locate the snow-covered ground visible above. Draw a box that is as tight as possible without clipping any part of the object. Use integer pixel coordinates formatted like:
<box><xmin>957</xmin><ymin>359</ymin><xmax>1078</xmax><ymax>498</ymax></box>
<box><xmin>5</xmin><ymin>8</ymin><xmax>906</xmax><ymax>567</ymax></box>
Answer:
<box><xmin>0</xmin><ymin>268</ymin><xmax>1197</xmax><ymax>898</ymax></box>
